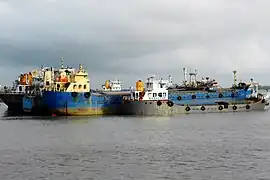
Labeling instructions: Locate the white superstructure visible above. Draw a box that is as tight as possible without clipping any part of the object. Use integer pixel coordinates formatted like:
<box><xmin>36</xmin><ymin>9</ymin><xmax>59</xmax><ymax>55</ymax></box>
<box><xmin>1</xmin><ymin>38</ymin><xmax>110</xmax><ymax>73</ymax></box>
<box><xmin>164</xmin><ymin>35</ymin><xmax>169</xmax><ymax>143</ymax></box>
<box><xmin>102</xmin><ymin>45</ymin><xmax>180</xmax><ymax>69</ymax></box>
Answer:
<box><xmin>130</xmin><ymin>75</ymin><xmax>173</xmax><ymax>101</ymax></box>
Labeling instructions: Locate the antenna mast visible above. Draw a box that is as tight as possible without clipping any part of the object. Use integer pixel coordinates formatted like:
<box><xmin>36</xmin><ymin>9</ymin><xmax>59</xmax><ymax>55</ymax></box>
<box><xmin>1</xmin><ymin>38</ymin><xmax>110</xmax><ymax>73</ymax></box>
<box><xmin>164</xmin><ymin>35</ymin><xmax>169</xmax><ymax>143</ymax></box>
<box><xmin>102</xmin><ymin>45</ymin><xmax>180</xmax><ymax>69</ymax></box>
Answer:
<box><xmin>61</xmin><ymin>57</ymin><xmax>64</xmax><ymax>68</ymax></box>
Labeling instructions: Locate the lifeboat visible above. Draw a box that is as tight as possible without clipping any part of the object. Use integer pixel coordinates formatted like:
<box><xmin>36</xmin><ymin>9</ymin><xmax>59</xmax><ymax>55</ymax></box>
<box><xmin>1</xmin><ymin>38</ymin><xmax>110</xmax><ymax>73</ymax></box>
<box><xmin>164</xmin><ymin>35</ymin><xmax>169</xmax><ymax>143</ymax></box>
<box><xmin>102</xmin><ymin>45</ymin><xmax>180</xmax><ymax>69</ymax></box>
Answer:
<box><xmin>28</xmin><ymin>72</ymin><xmax>33</xmax><ymax>85</ymax></box>
<box><xmin>105</xmin><ymin>80</ymin><xmax>111</xmax><ymax>89</ymax></box>
<box><xmin>58</xmin><ymin>72</ymin><xmax>68</xmax><ymax>83</ymax></box>
<box><xmin>136</xmin><ymin>80</ymin><xmax>144</xmax><ymax>91</ymax></box>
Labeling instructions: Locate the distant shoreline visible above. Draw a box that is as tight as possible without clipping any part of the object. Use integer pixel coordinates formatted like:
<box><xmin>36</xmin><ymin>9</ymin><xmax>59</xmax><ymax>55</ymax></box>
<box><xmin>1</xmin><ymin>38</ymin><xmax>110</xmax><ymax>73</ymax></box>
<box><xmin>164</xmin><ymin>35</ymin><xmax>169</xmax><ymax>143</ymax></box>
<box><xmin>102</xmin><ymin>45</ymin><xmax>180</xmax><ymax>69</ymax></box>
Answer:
<box><xmin>259</xmin><ymin>86</ymin><xmax>270</xmax><ymax>90</ymax></box>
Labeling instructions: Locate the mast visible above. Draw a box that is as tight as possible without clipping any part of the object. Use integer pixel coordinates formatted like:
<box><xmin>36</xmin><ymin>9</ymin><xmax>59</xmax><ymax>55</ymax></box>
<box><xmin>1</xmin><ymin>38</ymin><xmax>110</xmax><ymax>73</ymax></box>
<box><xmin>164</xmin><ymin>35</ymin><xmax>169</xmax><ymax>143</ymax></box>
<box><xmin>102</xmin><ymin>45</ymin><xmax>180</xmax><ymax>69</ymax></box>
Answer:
<box><xmin>183</xmin><ymin>68</ymin><xmax>187</xmax><ymax>85</ymax></box>
<box><xmin>233</xmin><ymin>70</ymin><xmax>237</xmax><ymax>88</ymax></box>
<box><xmin>61</xmin><ymin>57</ymin><xmax>64</xmax><ymax>69</ymax></box>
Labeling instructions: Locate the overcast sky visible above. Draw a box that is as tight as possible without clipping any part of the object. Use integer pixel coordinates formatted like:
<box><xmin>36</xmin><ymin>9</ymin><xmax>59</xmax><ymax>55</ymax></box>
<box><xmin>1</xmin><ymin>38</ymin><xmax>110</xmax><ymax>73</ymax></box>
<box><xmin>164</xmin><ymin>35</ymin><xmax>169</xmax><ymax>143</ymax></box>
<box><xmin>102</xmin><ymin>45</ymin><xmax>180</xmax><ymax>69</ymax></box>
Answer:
<box><xmin>0</xmin><ymin>0</ymin><xmax>270</xmax><ymax>88</ymax></box>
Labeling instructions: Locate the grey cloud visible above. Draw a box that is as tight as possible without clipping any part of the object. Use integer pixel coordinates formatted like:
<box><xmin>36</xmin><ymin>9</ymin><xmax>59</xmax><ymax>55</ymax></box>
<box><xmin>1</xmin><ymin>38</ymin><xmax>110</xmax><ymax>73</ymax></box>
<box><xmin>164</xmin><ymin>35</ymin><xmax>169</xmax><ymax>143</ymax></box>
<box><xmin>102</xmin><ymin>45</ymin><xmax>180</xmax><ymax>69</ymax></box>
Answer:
<box><xmin>0</xmin><ymin>0</ymin><xmax>270</xmax><ymax>88</ymax></box>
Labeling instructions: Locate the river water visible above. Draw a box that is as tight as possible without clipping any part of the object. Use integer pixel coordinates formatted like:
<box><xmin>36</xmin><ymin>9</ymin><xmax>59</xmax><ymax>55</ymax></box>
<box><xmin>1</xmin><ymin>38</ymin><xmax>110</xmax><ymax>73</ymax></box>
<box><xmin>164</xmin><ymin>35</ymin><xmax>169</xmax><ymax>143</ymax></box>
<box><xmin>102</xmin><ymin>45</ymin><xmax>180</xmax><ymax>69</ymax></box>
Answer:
<box><xmin>0</xmin><ymin>103</ymin><xmax>270</xmax><ymax>179</ymax></box>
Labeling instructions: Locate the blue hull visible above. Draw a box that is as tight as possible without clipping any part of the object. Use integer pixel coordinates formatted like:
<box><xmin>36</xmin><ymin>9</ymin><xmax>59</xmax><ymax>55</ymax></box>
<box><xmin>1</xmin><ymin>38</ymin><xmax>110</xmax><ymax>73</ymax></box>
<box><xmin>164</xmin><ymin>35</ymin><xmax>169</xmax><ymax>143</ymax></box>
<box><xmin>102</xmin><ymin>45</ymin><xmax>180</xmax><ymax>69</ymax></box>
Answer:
<box><xmin>169</xmin><ymin>89</ymin><xmax>252</xmax><ymax>105</ymax></box>
<box><xmin>42</xmin><ymin>91</ymin><xmax>123</xmax><ymax>116</ymax></box>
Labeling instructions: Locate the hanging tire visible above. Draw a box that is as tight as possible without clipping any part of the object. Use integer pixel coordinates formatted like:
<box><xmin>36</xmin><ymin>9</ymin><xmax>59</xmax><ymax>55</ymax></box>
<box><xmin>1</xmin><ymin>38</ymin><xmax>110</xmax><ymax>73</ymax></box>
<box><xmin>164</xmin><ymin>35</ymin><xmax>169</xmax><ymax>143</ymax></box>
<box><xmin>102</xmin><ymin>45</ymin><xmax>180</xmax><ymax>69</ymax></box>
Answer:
<box><xmin>233</xmin><ymin>105</ymin><xmax>237</xmax><ymax>110</ymax></box>
<box><xmin>177</xmin><ymin>96</ymin><xmax>182</xmax><ymax>100</ymax></box>
<box><xmin>185</xmin><ymin>106</ymin><xmax>190</xmax><ymax>112</ymax></box>
<box><xmin>157</xmin><ymin>100</ymin><xmax>162</xmax><ymax>106</ymax></box>
<box><xmin>201</xmin><ymin>106</ymin><xmax>205</xmax><ymax>111</ymax></box>
<box><xmin>84</xmin><ymin>92</ymin><xmax>90</xmax><ymax>98</ymax></box>
<box><xmin>167</xmin><ymin>101</ymin><xmax>174</xmax><ymax>107</ymax></box>
<box><xmin>71</xmin><ymin>92</ymin><xmax>77</xmax><ymax>98</ymax></box>
<box><xmin>206</xmin><ymin>95</ymin><xmax>210</xmax><ymax>98</ymax></box>
<box><xmin>218</xmin><ymin>105</ymin><xmax>223</xmax><ymax>111</ymax></box>
<box><xmin>231</xmin><ymin>93</ymin><xmax>235</xmax><ymax>98</ymax></box>
<box><xmin>191</xmin><ymin>95</ymin><xmax>196</xmax><ymax>99</ymax></box>
<box><xmin>246</xmin><ymin>104</ymin><xmax>250</xmax><ymax>110</ymax></box>
<box><xmin>219</xmin><ymin>93</ymin><xmax>223</xmax><ymax>98</ymax></box>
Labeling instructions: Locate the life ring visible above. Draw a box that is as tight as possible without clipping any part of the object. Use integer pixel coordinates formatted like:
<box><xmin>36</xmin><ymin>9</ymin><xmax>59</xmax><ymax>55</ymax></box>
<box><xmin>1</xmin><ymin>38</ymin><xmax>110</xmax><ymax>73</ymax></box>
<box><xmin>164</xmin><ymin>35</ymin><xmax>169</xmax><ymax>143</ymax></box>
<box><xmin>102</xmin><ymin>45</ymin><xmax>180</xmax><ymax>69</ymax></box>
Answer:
<box><xmin>232</xmin><ymin>105</ymin><xmax>237</xmax><ymax>110</ymax></box>
<box><xmin>231</xmin><ymin>93</ymin><xmax>235</xmax><ymax>98</ymax></box>
<box><xmin>185</xmin><ymin>106</ymin><xmax>190</xmax><ymax>112</ymax></box>
<box><xmin>218</xmin><ymin>93</ymin><xmax>223</xmax><ymax>98</ymax></box>
<box><xmin>177</xmin><ymin>96</ymin><xmax>182</xmax><ymax>100</ymax></box>
<box><xmin>191</xmin><ymin>95</ymin><xmax>196</xmax><ymax>99</ymax></box>
<box><xmin>206</xmin><ymin>95</ymin><xmax>210</xmax><ymax>98</ymax></box>
<box><xmin>201</xmin><ymin>106</ymin><xmax>205</xmax><ymax>111</ymax></box>
<box><xmin>218</xmin><ymin>105</ymin><xmax>223</xmax><ymax>111</ymax></box>
<box><xmin>167</xmin><ymin>101</ymin><xmax>174</xmax><ymax>107</ymax></box>
<box><xmin>246</xmin><ymin>104</ymin><xmax>250</xmax><ymax>109</ymax></box>
<box><xmin>157</xmin><ymin>100</ymin><xmax>162</xmax><ymax>106</ymax></box>
<box><xmin>71</xmin><ymin>92</ymin><xmax>77</xmax><ymax>98</ymax></box>
<box><xmin>84</xmin><ymin>92</ymin><xmax>90</xmax><ymax>98</ymax></box>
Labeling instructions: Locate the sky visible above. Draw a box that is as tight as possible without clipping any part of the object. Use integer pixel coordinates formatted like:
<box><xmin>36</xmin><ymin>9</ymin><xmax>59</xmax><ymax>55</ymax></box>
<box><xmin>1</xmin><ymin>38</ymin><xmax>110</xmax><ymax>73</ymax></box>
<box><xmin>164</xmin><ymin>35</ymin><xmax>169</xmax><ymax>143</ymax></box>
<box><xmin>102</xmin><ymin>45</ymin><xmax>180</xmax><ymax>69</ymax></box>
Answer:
<box><xmin>0</xmin><ymin>0</ymin><xmax>270</xmax><ymax>88</ymax></box>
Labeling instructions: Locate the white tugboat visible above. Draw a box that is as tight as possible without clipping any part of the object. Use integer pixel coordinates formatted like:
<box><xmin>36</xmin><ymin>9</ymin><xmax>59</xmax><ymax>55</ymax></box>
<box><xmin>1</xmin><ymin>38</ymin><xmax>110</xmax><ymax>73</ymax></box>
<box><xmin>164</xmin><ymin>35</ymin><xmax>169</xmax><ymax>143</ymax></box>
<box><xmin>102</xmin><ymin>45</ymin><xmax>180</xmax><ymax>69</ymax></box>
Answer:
<box><xmin>120</xmin><ymin>75</ymin><xmax>269</xmax><ymax>116</ymax></box>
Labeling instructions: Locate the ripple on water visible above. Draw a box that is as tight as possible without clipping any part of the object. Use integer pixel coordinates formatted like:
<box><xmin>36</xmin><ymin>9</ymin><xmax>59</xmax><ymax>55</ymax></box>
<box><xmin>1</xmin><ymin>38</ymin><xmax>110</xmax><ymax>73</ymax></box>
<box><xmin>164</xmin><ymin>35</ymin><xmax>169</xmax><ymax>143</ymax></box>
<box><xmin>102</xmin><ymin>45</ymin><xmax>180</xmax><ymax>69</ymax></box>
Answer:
<box><xmin>0</xmin><ymin>112</ymin><xmax>270</xmax><ymax>179</ymax></box>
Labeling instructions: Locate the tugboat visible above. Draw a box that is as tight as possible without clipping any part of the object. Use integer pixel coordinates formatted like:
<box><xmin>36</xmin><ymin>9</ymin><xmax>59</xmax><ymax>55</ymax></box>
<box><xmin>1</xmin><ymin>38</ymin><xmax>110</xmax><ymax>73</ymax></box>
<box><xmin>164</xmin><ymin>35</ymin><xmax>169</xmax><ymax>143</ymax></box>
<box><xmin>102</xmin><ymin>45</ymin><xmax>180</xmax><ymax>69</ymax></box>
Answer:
<box><xmin>120</xmin><ymin>74</ymin><xmax>269</xmax><ymax>116</ymax></box>
<box><xmin>41</xmin><ymin>60</ymin><xmax>125</xmax><ymax>116</ymax></box>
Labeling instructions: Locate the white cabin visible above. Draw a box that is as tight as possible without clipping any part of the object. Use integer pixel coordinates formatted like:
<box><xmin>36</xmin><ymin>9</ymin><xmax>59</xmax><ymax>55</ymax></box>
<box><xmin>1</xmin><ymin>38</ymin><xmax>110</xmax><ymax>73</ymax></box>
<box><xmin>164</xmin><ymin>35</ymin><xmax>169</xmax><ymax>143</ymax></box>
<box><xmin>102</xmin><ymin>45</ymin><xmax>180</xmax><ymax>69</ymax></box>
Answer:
<box><xmin>246</xmin><ymin>78</ymin><xmax>260</xmax><ymax>98</ymax></box>
<box><xmin>131</xmin><ymin>75</ymin><xmax>172</xmax><ymax>101</ymax></box>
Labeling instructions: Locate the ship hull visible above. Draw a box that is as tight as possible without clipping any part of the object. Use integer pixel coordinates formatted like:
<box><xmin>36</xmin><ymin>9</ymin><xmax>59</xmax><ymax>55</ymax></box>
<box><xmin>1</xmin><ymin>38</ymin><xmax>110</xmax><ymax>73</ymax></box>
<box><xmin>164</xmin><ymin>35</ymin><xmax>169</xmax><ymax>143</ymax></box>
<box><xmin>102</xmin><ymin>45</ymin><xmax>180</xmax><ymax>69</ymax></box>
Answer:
<box><xmin>0</xmin><ymin>93</ymin><xmax>49</xmax><ymax>115</ymax></box>
<box><xmin>0</xmin><ymin>93</ymin><xmax>25</xmax><ymax>113</ymax></box>
<box><xmin>168</xmin><ymin>88</ymin><xmax>252</xmax><ymax>103</ymax></box>
<box><xmin>42</xmin><ymin>91</ymin><xmax>123</xmax><ymax>116</ymax></box>
<box><xmin>120</xmin><ymin>99</ymin><xmax>269</xmax><ymax>116</ymax></box>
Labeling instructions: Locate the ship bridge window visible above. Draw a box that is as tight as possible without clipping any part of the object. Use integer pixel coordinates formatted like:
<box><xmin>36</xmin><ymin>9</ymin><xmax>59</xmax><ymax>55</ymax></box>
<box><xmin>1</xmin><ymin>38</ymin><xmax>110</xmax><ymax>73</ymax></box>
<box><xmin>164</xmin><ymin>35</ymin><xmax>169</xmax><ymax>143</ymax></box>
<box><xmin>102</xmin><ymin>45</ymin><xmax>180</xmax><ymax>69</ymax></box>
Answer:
<box><xmin>79</xmin><ymin>85</ymin><xmax>82</xmax><ymax>89</ymax></box>
<box><xmin>153</xmin><ymin>93</ymin><xmax>157</xmax><ymax>97</ymax></box>
<box><xmin>158</xmin><ymin>93</ymin><xmax>162</xmax><ymax>97</ymax></box>
<box><xmin>148</xmin><ymin>93</ymin><xmax>152</xmax><ymax>98</ymax></box>
<box><xmin>19</xmin><ymin>86</ymin><xmax>22</xmax><ymax>91</ymax></box>
<box><xmin>163</xmin><ymin>92</ymin><xmax>166</xmax><ymax>97</ymax></box>
<box><xmin>84</xmin><ymin>85</ymin><xmax>86</xmax><ymax>89</ymax></box>
<box><xmin>73</xmin><ymin>85</ymin><xmax>77</xmax><ymax>89</ymax></box>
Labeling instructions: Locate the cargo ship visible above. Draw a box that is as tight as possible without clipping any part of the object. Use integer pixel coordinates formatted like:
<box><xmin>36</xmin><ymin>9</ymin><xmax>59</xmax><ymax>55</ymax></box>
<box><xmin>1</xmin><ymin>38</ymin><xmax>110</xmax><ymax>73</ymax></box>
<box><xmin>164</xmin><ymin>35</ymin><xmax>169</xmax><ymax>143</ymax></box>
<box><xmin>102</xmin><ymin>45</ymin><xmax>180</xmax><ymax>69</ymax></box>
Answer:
<box><xmin>0</xmin><ymin>67</ymin><xmax>45</xmax><ymax>113</ymax></box>
<box><xmin>119</xmin><ymin>74</ymin><xmax>269</xmax><ymax>116</ymax></box>
<box><xmin>41</xmin><ymin>62</ymin><xmax>129</xmax><ymax>116</ymax></box>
